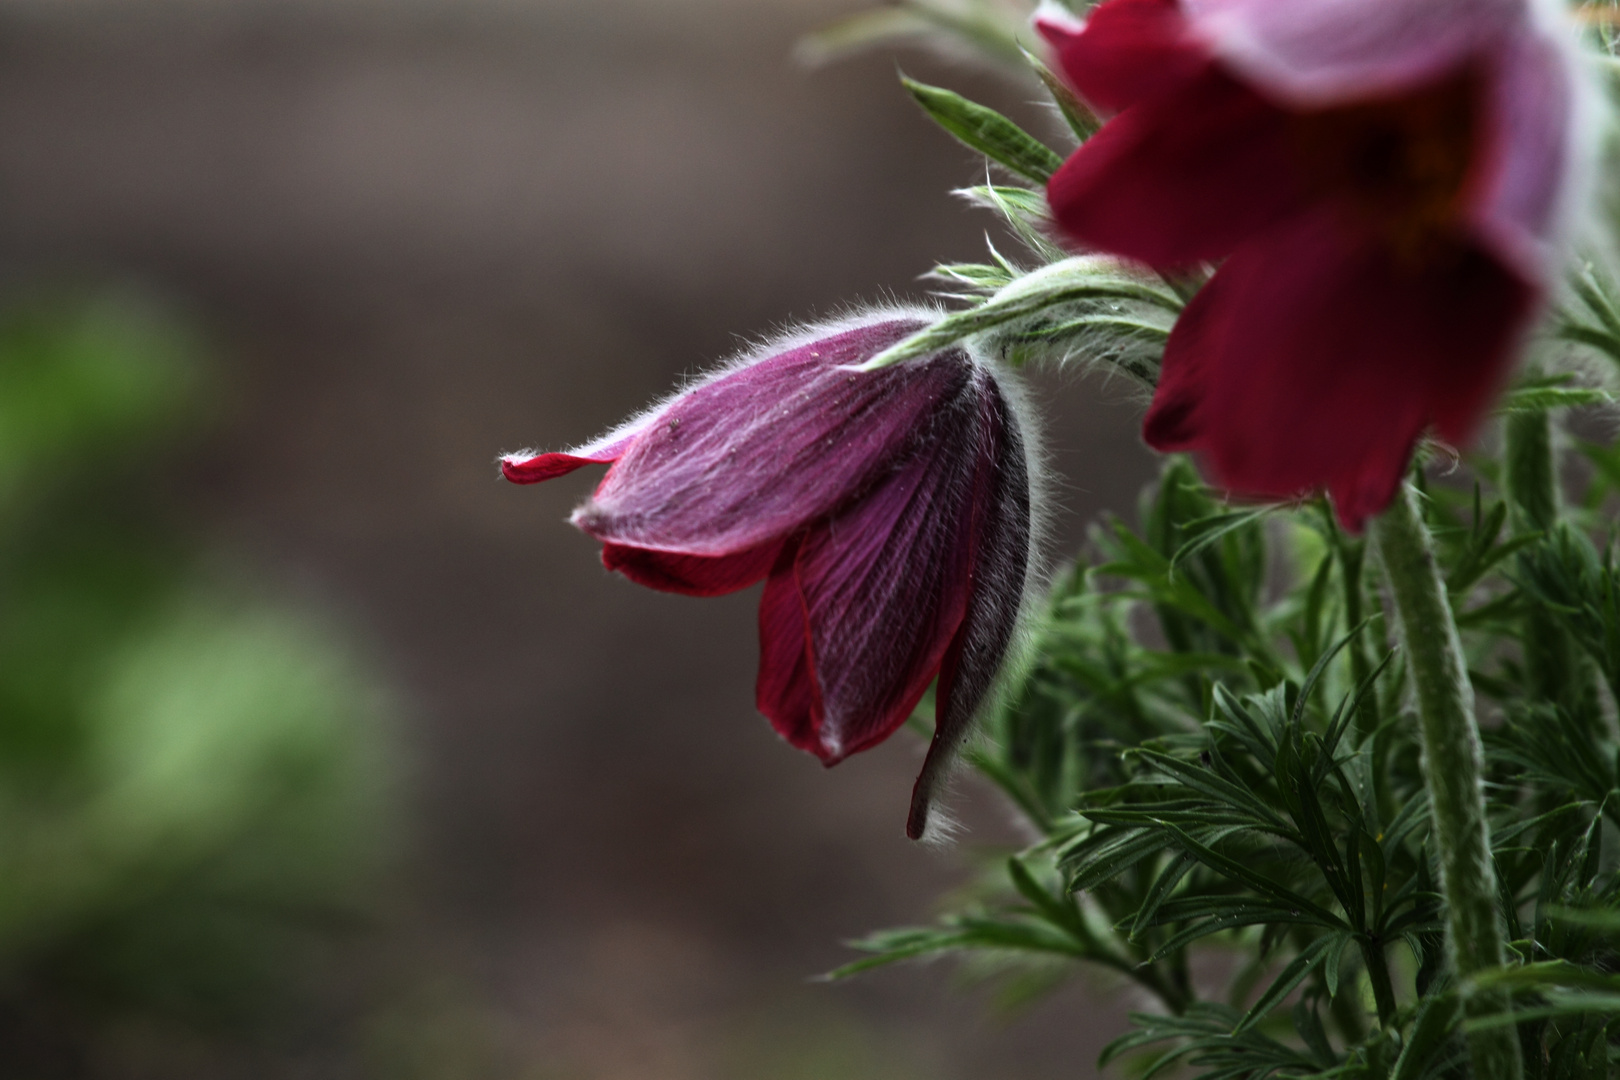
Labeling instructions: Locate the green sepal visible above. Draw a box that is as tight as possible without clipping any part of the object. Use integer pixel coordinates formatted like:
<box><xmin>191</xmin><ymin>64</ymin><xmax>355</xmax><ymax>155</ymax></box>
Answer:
<box><xmin>1020</xmin><ymin>45</ymin><xmax>1099</xmax><ymax>141</ymax></box>
<box><xmin>901</xmin><ymin>76</ymin><xmax>1066</xmax><ymax>184</ymax></box>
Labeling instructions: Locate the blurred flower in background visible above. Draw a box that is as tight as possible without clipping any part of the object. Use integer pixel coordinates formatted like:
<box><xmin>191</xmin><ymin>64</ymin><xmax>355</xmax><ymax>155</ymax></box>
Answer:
<box><xmin>1038</xmin><ymin>0</ymin><xmax>1594</xmax><ymax>529</ymax></box>
<box><xmin>0</xmin><ymin>292</ymin><xmax>394</xmax><ymax>1071</ymax></box>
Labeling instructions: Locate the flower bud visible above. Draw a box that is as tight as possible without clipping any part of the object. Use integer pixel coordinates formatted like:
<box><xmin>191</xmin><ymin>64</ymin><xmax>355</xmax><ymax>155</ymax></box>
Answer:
<box><xmin>502</xmin><ymin>310</ymin><xmax>1042</xmax><ymax>839</ymax></box>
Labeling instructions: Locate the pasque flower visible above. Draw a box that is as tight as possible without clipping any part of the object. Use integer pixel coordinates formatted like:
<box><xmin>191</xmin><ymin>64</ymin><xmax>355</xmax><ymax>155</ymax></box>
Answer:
<box><xmin>502</xmin><ymin>312</ymin><xmax>1038</xmax><ymax>839</ymax></box>
<box><xmin>1038</xmin><ymin>0</ymin><xmax>1592</xmax><ymax>529</ymax></box>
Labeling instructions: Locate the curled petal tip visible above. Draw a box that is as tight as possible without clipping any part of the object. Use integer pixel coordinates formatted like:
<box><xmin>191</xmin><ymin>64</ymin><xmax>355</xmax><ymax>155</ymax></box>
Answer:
<box><xmin>501</xmin><ymin>451</ymin><xmax>600</xmax><ymax>484</ymax></box>
<box><xmin>499</xmin><ymin>451</ymin><xmax>537</xmax><ymax>481</ymax></box>
<box><xmin>501</xmin><ymin>431</ymin><xmax>639</xmax><ymax>485</ymax></box>
<box><xmin>505</xmin><ymin>446</ymin><xmax>625</xmax><ymax>482</ymax></box>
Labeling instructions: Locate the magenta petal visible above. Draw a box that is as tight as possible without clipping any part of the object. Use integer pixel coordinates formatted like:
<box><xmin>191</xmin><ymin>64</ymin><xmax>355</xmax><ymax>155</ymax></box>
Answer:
<box><xmin>1424</xmin><ymin>253</ymin><xmax>1535</xmax><ymax>447</ymax></box>
<box><xmin>1147</xmin><ymin>204</ymin><xmax>1531</xmax><ymax>531</ymax></box>
<box><xmin>575</xmin><ymin>320</ymin><xmax>976</xmax><ymax>558</ymax></box>
<box><xmin>755</xmin><ymin>537</ymin><xmax>821</xmax><ymax>757</ymax></box>
<box><xmin>601</xmin><ymin>540</ymin><xmax>781</xmax><ymax>598</ymax></box>
<box><xmin>1040</xmin><ymin>0</ymin><xmax>1211</xmax><ymax>115</ymax></box>
<box><xmin>1142</xmin><ymin>265</ymin><xmax>1232</xmax><ymax>452</ymax></box>
<box><xmin>755</xmin><ymin>464</ymin><xmax>969</xmax><ymax>765</ymax></box>
<box><xmin>1186</xmin><ymin>0</ymin><xmax>1523</xmax><ymax>104</ymax></box>
<box><xmin>1047</xmin><ymin>68</ymin><xmax>1308</xmax><ymax>267</ymax></box>
<box><xmin>502</xmin><ymin>449</ymin><xmax>618</xmax><ymax>484</ymax></box>
<box><xmin>755</xmin><ymin>382</ymin><xmax>992</xmax><ymax>765</ymax></box>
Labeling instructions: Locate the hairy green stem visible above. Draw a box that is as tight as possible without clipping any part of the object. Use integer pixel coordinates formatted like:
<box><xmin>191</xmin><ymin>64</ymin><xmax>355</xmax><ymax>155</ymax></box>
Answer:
<box><xmin>1503</xmin><ymin>409</ymin><xmax>1589</xmax><ymax>714</ymax></box>
<box><xmin>1371</xmin><ymin>483</ymin><xmax>1521</xmax><ymax>1080</ymax></box>
<box><xmin>1503</xmin><ymin>409</ymin><xmax>1559</xmax><ymax>533</ymax></box>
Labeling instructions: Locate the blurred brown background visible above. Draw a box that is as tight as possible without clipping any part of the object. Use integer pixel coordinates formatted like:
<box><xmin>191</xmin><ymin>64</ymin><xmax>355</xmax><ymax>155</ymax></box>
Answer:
<box><xmin>0</xmin><ymin>1</ymin><xmax>1158</xmax><ymax>1075</ymax></box>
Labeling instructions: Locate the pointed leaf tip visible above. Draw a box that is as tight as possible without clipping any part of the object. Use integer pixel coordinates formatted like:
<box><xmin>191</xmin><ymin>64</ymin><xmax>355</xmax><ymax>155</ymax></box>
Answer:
<box><xmin>901</xmin><ymin>75</ymin><xmax>1065</xmax><ymax>185</ymax></box>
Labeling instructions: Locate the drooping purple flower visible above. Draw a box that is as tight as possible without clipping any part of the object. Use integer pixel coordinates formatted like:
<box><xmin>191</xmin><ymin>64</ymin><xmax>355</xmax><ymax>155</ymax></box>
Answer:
<box><xmin>502</xmin><ymin>311</ymin><xmax>1039</xmax><ymax>839</ymax></box>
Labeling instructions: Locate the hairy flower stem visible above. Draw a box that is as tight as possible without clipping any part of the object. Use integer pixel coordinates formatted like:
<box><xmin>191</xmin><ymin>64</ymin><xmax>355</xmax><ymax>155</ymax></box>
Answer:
<box><xmin>1503</xmin><ymin>408</ymin><xmax>1586</xmax><ymax>710</ymax></box>
<box><xmin>1371</xmin><ymin>484</ymin><xmax>1522</xmax><ymax>1080</ymax></box>
<box><xmin>1503</xmin><ymin>409</ymin><xmax>1559</xmax><ymax>532</ymax></box>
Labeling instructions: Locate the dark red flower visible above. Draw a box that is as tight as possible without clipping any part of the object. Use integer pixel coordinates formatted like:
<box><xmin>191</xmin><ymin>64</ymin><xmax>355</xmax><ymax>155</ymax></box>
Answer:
<box><xmin>502</xmin><ymin>312</ymin><xmax>1038</xmax><ymax>838</ymax></box>
<box><xmin>1038</xmin><ymin>0</ymin><xmax>1590</xmax><ymax>528</ymax></box>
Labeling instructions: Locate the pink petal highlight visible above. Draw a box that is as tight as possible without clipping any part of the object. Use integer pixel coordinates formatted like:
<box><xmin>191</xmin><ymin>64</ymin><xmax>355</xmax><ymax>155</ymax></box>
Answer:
<box><xmin>1185</xmin><ymin>0</ymin><xmax>1523</xmax><ymax>105</ymax></box>
<box><xmin>1469</xmin><ymin>31</ymin><xmax>1578</xmax><ymax>282</ymax></box>
<box><xmin>575</xmin><ymin>320</ymin><xmax>972</xmax><ymax>558</ymax></box>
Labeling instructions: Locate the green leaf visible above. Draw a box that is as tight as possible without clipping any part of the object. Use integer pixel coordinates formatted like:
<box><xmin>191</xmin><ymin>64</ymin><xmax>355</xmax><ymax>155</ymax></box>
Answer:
<box><xmin>1007</xmin><ymin>856</ymin><xmax>1088</xmax><ymax>941</ymax></box>
<box><xmin>1233</xmin><ymin>932</ymin><xmax>1340</xmax><ymax>1032</ymax></box>
<box><xmin>1129</xmin><ymin>851</ymin><xmax>1196</xmax><ymax>941</ymax></box>
<box><xmin>1556</xmin><ymin>317</ymin><xmax>1620</xmax><ymax>363</ymax></box>
<box><xmin>861</xmin><ymin>255</ymin><xmax>1180</xmax><ymax>373</ymax></box>
<box><xmin>1062</xmin><ymin>825</ymin><xmax>1173</xmax><ymax>892</ymax></box>
<box><xmin>1147</xmin><ymin>894</ymin><xmax>1307</xmax><ymax>927</ymax></box>
<box><xmin>1021</xmin><ymin>45</ymin><xmax>1099</xmax><ymax>140</ymax></box>
<box><xmin>1131</xmin><ymin>748</ymin><xmax>1292</xmax><ymax>833</ymax></box>
<box><xmin>1323</xmin><ymin>931</ymin><xmax>1346</xmax><ymax>997</ymax></box>
<box><xmin>1291</xmin><ymin>616</ymin><xmax>1369</xmax><ymax>729</ymax></box>
<box><xmin>821</xmin><ymin>912</ymin><xmax>1096</xmax><ymax>981</ymax></box>
<box><xmin>1471</xmin><ymin>960</ymin><xmax>1620</xmax><ymax>995</ymax></box>
<box><xmin>1147</xmin><ymin>906</ymin><xmax>1321</xmax><ymax>961</ymax></box>
<box><xmin>795</xmin><ymin>8</ymin><xmax>946</xmax><ymax>64</ymax></box>
<box><xmin>923</xmin><ymin>261</ymin><xmax>1016</xmax><ymax>296</ymax></box>
<box><xmin>1320</xmin><ymin>649</ymin><xmax>1394</xmax><ymax>771</ymax></box>
<box><xmin>953</xmin><ymin>185</ymin><xmax>1070</xmax><ymax>263</ymax></box>
<box><xmin>1362</xmin><ymin>827</ymin><xmax>1388</xmax><ymax>929</ymax></box>
<box><xmin>796</xmin><ymin>2</ymin><xmax>1027</xmax><ymax>69</ymax></box>
<box><xmin>1160</xmin><ymin>823</ymin><xmax>1346</xmax><ymax>929</ymax></box>
<box><xmin>901</xmin><ymin>76</ymin><xmax>1065</xmax><ymax>183</ymax></box>
<box><xmin>1390</xmin><ymin>991</ymin><xmax>1462</xmax><ymax>1080</ymax></box>
<box><xmin>1291</xmin><ymin>997</ymin><xmax>1335</xmax><ymax>1068</ymax></box>
<box><xmin>1465</xmin><ymin>992</ymin><xmax>1620</xmax><ymax>1028</ymax></box>
<box><xmin>1545</xmin><ymin>905</ymin><xmax>1620</xmax><ymax>929</ymax></box>
<box><xmin>1495</xmin><ymin>384</ymin><xmax>1612</xmax><ymax>414</ymax></box>
<box><xmin>1167</xmin><ymin>507</ymin><xmax>1276</xmax><ymax>582</ymax></box>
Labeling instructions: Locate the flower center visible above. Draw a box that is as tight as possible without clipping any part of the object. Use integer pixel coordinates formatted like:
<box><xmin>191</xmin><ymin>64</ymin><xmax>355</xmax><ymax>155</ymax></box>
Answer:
<box><xmin>1292</xmin><ymin>69</ymin><xmax>1481</xmax><ymax>262</ymax></box>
